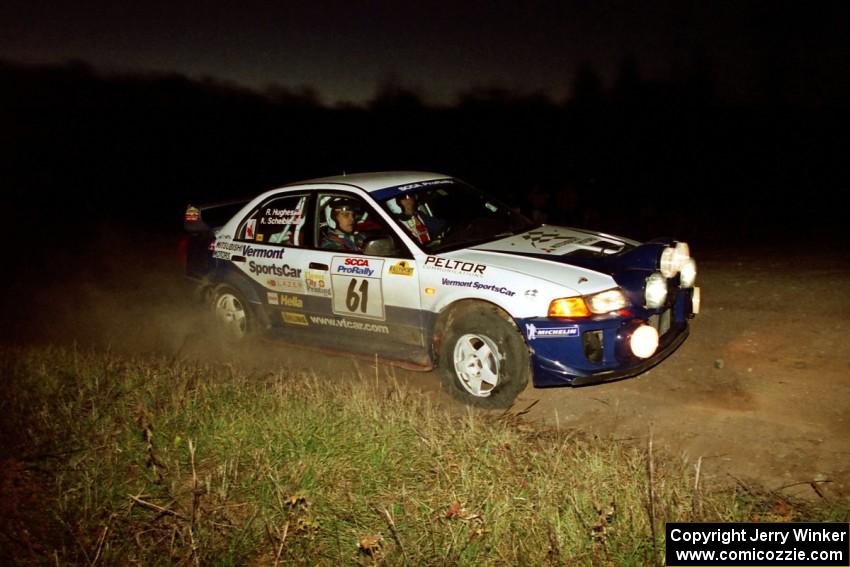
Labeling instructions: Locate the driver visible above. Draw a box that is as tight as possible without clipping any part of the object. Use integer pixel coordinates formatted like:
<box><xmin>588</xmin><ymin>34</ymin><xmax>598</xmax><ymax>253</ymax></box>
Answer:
<box><xmin>395</xmin><ymin>192</ymin><xmax>432</xmax><ymax>245</ymax></box>
<box><xmin>321</xmin><ymin>198</ymin><xmax>365</xmax><ymax>252</ymax></box>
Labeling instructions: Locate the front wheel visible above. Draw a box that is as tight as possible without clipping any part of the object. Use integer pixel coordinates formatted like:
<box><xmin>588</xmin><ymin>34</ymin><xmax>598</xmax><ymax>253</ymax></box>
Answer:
<box><xmin>438</xmin><ymin>304</ymin><xmax>530</xmax><ymax>408</ymax></box>
<box><xmin>211</xmin><ymin>286</ymin><xmax>253</xmax><ymax>340</ymax></box>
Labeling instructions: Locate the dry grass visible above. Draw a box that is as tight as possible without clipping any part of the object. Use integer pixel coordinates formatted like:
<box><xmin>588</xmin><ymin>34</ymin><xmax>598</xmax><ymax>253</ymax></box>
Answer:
<box><xmin>0</xmin><ymin>345</ymin><xmax>846</xmax><ymax>565</ymax></box>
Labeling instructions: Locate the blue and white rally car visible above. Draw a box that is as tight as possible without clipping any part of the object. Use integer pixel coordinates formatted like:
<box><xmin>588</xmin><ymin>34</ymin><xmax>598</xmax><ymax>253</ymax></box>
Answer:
<box><xmin>183</xmin><ymin>172</ymin><xmax>699</xmax><ymax>407</ymax></box>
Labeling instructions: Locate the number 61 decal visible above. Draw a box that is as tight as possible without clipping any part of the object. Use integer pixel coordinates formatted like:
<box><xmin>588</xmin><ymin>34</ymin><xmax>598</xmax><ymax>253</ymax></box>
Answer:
<box><xmin>332</xmin><ymin>275</ymin><xmax>385</xmax><ymax>320</ymax></box>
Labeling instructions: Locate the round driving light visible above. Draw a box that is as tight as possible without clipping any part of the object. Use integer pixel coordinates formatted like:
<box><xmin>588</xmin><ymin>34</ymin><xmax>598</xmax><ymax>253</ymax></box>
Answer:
<box><xmin>692</xmin><ymin>286</ymin><xmax>701</xmax><ymax>314</ymax></box>
<box><xmin>680</xmin><ymin>258</ymin><xmax>697</xmax><ymax>288</ymax></box>
<box><xmin>630</xmin><ymin>324</ymin><xmax>659</xmax><ymax>359</ymax></box>
<box><xmin>644</xmin><ymin>272</ymin><xmax>668</xmax><ymax>308</ymax></box>
<box><xmin>659</xmin><ymin>241</ymin><xmax>690</xmax><ymax>278</ymax></box>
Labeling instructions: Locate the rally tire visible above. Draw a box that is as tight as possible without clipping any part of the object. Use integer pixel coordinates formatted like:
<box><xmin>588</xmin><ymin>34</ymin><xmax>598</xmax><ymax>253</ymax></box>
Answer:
<box><xmin>211</xmin><ymin>285</ymin><xmax>254</xmax><ymax>341</ymax></box>
<box><xmin>438</xmin><ymin>304</ymin><xmax>530</xmax><ymax>408</ymax></box>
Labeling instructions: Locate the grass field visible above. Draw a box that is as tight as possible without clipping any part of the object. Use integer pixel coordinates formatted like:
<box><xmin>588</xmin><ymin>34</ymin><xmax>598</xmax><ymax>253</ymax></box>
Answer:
<box><xmin>1</xmin><ymin>345</ymin><xmax>847</xmax><ymax>565</ymax></box>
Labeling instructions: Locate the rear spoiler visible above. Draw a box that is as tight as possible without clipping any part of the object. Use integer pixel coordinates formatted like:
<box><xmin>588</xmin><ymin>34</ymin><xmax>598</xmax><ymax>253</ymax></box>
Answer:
<box><xmin>184</xmin><ymin>198</ymin><xmax>251</xmax><ymax>233</ymax></box>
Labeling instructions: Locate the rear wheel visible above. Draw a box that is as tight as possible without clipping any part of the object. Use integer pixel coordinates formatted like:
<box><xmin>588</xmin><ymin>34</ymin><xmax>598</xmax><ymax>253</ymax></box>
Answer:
<box><xmin>212</xmin><ymin>286</ymin><xmax>252</xmax><ymax>340</ymax></box>
<box><xmin>438</xmin><ymin>304</ymin><xmax>530</xmax><ymax>408</ymax></box>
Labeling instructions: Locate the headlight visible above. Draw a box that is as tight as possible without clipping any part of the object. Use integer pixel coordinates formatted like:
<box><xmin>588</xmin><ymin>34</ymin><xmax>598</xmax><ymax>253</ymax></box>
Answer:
<box><xmin>587</xmin><ymin>288</ymin><xmax>628</xmax><ymax>314</ymax></box>
<box><xmin>548</xmin><ymin>288</ymin><xmax>627</xmax><ymax>318</ymax></box>
<box><xmin>679</xmin><ymin>258</ymin><xmax>697</xmax><ymax>288</ymax></box>
<box><xmin>644</xmin><ymin>272</ymin><xmax>668</xmax><ymax>308</ymax></box>
<box><xmin>659</xmin><ymin>241</ymin><xmax>690</xmax><ymax>278</ymax></box>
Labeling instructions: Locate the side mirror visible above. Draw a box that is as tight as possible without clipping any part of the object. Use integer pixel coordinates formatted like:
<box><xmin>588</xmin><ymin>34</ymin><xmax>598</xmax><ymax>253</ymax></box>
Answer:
<box><xmin>362</xmin><ymin>236</ymin><xmax>399</xmax><ymax>257</ymax></box>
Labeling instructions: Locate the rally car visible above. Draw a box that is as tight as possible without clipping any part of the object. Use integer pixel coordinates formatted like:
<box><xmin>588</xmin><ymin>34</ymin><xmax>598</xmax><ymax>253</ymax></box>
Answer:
<box><xmin>182</xmin><ymin>171</ymin><xmax>699</xmax><ymax>407</ymax></box>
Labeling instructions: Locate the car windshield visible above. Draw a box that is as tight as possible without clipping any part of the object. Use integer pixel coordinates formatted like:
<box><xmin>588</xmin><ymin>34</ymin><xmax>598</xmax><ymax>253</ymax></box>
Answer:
<box><xmin>377</xmin><ymin>180</ymin><xmax>538</xmax><ymax>253</ymax></box>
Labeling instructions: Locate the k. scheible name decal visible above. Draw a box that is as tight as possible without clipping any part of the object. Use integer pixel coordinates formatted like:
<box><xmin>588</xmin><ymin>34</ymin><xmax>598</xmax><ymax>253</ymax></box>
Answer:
<box><xmin>665</xmin><ymin>522</ymin><xmax>849</xmax><ymax>566</ymax></box>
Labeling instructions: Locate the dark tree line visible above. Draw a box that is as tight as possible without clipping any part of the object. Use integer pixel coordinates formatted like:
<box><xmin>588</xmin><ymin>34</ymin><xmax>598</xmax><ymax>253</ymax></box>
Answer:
<box><xmin>1</xmin><ymin>59</ymin><xmax>847</xmax><ymax>247</ymax></box>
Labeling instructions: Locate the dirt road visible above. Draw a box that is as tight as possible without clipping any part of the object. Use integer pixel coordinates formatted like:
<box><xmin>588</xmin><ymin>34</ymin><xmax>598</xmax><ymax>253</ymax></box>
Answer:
<box><xmin>13</xmin><ymin>236</ymin><xmax>850</xmax><ymax>500</ymax></box>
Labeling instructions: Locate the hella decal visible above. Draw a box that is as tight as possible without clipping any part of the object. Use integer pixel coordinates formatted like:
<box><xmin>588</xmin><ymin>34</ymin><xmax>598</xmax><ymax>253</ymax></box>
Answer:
<box><xmin>280</xmin><ymin>294</ymin><xmax>303</xmax><ymax>308</ymax></box>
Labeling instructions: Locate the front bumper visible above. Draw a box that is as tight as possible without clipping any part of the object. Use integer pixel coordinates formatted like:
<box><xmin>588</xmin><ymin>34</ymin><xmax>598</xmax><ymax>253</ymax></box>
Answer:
<box><xmin>520</xmin><ymin>288</ymin><xmax>695</xmax><ymax>388</ymax></box>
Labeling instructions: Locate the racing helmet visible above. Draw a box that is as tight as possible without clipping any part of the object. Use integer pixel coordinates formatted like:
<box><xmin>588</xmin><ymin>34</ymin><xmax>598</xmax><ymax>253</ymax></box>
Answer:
<box><xmin>324</xmin><ymin>196</ymin><xmax>361</xmax><ymax>229</ymax></box>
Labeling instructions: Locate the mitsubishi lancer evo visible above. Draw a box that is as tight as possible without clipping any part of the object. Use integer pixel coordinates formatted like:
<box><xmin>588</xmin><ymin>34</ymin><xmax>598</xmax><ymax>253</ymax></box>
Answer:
<box><xmin>182</xmin><ymin>172</ymin><xmax>699</xmax><ymax>407</ymax></box>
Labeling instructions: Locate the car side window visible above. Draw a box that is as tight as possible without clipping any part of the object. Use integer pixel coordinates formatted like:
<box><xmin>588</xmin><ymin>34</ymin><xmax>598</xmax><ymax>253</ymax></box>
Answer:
<box><xmin>315</xmin><ymin>192</ymin><xmax>408</xmax><ymax>257</ymax></box>
<box><xmin>236</xmin><ymin>194</ymin><xmax>310</xmax><ymax>246</ymax></box>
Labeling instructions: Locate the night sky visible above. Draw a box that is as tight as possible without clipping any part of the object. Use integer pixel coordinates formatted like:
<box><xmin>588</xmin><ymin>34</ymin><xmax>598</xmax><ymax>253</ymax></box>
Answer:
<box><xmin>2</xmin><ymin>1</ymin><xmax>848</xmax><ymax>105</ymax></box>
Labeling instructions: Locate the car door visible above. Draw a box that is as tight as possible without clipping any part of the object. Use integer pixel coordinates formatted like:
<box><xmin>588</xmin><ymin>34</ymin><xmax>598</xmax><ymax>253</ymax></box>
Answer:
<box><xmin>298</xmin><ymin>190</ymin><xmax>428</xmax><ymax>364</ymax></box>
<box><xmin>227</xmin><ymin>191</ymin><xmax>313</xmax><ymax>330</ymax></box>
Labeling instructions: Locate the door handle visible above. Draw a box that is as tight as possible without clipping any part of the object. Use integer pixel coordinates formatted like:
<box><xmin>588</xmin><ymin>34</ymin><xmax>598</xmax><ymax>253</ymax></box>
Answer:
<box><xmin>309</xmin><ymin>262</ymin><xmax>329</xmax><ymax>270</ymax></box>
<box><xmin>231</xmin><ymin>255</ymin><xmax>246</xmax><ymax>263</ymax></box>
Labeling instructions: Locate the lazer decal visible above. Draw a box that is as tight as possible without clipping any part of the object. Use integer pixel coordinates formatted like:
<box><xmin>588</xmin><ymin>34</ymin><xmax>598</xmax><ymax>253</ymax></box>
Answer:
<box><xmin>423</xmin><ymin>256</ymin><xmax>486</xmax><ymax>276</ymax></box>
<box><xmin>389</xmin><ymin>260</ymin><xmax>415</xmax><ymax>276</ymax></box>
<box><xmin>265</xmin><ymin>278</ymin><xmax>304</xmax><ymax>291</ymax></box>
<box><xmin>282</xmin><ymin>312</ymin><xmax>308</xmax><ymax>326</ymax></box>
<box><xmin>267</xmin><ymin>292</ymin><xmax>279</xmax><ymax>305</ymax></box>
<box><xmin>441</xmin><ymin>278</ymin><xmax>516</xmax><ymax>296</ymax></box>
<box><xmin>525</xmin><ymin>323</ymin><xmax>579</xmax><ymax>340</ymax></box>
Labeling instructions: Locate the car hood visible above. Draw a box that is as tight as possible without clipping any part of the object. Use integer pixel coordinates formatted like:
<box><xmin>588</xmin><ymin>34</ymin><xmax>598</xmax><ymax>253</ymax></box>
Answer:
<box><xmin>473</xmin><ymin>225</ymin><xmax>641</xmax><ymax>257</ymax></box>
<box><xmin>458</xmin><ymin>225</ymin><xmax>672</xmax><ymax>288</ymax></box>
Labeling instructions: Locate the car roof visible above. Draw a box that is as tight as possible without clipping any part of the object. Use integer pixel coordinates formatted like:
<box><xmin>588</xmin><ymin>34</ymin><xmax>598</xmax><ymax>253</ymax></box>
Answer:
<box><xmin>284</xmin><ymin>171</ymin><xmax>450</xmax><ymax>194</ymax></box>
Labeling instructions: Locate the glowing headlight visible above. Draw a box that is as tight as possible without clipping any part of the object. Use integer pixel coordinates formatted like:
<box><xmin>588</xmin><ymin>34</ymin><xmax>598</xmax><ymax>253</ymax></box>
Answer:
<box><xmin>659</xmin><ymin>241</ymin><xmax>690</xmax><ymax>278</ymax></box>
<box><xmin>644</xmin><ymin>272</ymin><xmax>668</xmax><ymax>308</ymax></box>
<box><xmin>679</xmin><ymin>258</ymin><xmax>697</xmax><ymax>288</ymax></box>
<box><xmin>587</xmin><ymin>289</ymin><xmax>628</xmax><ymax>314</ymax></box>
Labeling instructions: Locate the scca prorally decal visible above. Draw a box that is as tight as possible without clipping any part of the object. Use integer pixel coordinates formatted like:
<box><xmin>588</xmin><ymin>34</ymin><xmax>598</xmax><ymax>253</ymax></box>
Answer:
<box><xmin>525</xmin><ymin>323</ymin><xmax>579</xmax><ymax>340</ymax></box>
<box><xmin>248</xmin><ymin>262</ymin><xmax>301</xmax><ymax>278</ymax></box>
<box><xmin>441</xmin><ymin>278</ymin><xmax>515</xmax><ymax>296</ymax></box>
<box><xmin>333</xmin><ymin>256</ymin><xmax>383</xmax><ymax>278</ymax></box>
<box><xmin>308</xmin><ymin>315</ymin><xmax>390</xmax><ymax>334</ymax></box>
<box><xmin>424</xmin><ymin>256</ymin><xmax>486</xmax><ymax>276</ymax></box>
